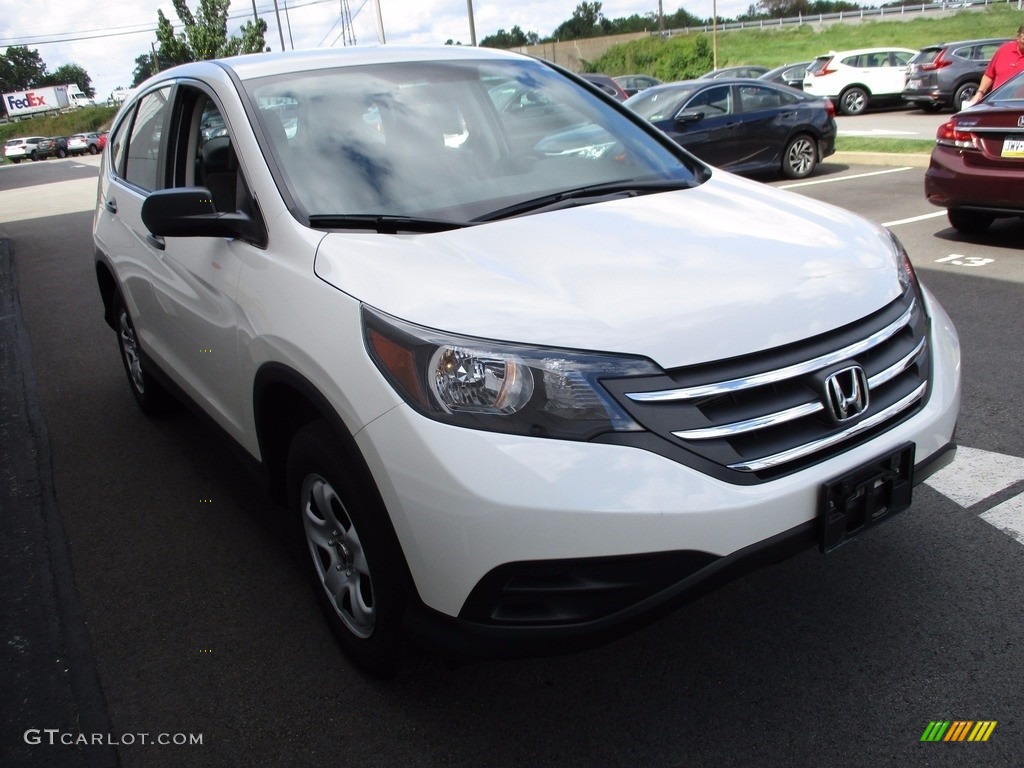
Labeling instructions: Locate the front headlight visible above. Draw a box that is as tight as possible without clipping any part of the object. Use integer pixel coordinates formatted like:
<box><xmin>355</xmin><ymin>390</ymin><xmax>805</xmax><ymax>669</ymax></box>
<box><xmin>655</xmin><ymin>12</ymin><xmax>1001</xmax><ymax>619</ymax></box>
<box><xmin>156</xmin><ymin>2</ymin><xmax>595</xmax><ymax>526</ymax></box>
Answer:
<box><xmin>363</xmin><ymin>306</ymin><xmax>660</xmax><ymax>440</ymax></box>
<box><xmin>886</xmin><ymin>229</ymin><xmax>918</xmax><ymax>294</ymax></box>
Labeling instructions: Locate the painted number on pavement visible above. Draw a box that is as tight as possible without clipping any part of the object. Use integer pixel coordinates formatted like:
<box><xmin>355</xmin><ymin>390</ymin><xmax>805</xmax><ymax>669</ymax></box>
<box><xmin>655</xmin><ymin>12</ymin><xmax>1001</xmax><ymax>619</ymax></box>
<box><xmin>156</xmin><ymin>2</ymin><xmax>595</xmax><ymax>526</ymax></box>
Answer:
<box><xmin>935</xmin><ymin>254</ymin><xmax>994</xmax><ymax>267</ymax></box>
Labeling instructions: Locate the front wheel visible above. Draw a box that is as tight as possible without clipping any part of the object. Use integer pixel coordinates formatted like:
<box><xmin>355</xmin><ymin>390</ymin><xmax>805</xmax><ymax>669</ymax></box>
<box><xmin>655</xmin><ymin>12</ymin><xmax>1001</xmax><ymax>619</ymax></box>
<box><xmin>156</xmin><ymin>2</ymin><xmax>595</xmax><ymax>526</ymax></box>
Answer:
<box><xmin>782</xmin><ymin>134</ymin><xmax>818</xmax><ymax>179</ymax></box>
<box><xmin>88</xmin><ymin>144</ymin><xmax>99</xmax><ymax>155</ymax></box>
<box><xmin>287</xmin><ymin>420</ymin><xmax>421</xmax><ymax>678</ymax></box>
<box><xmin>839</xmin><ymin>87</ymin><xmax>869</xmax><ymax>116</ymax></box>
<box><xmin>948</xmin><ymin>209</ymin><xmax>993</xmax><ymax>234</ymax></box>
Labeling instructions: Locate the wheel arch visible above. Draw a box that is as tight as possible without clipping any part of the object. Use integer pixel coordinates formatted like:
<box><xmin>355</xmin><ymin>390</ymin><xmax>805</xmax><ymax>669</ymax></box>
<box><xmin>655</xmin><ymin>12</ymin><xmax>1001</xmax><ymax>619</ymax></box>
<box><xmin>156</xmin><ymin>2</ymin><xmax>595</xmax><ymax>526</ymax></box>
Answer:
<box><xmin>94</xmin><ymin>256</ymin><xmax>119</xmax><ymax>331</ymax></box>
<box><xmin>253</xmin><ymin>362</ymin><xmax>366</xmax><ymax>505</ymax></box>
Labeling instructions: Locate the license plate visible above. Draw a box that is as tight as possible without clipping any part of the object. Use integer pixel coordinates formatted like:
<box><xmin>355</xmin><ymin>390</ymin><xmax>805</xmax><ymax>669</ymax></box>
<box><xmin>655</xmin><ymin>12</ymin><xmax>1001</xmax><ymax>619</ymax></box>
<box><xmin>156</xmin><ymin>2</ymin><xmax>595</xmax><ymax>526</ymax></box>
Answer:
<box><xmin>820</xmin><ymin>444</ymin><xmax>914</xmax><ymax>553</ymax></box>
<box><xmin>907</xmin><ymin>79</ymin><xmax>921</xmax><ymax>89</ymax></box>
<box><xmin>1002</xmin><ymin>138</ymin><xmax>1024</xmax><ymax>157</ymax></box>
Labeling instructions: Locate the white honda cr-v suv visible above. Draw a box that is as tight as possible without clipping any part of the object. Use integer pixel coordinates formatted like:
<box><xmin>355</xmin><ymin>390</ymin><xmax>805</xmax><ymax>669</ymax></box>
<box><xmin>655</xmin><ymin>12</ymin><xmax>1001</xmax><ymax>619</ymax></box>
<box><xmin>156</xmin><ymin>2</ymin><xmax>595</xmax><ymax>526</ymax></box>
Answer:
<box><xmin>93</xmin><ymin>46</ymin><xmax>960</xmax><ymax>677</ymax></box>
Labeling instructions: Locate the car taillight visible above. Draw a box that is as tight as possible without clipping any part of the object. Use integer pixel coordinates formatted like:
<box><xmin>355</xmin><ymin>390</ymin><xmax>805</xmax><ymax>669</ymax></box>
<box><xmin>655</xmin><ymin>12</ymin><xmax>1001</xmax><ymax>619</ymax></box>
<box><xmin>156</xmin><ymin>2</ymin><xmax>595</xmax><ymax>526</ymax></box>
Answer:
<box><xmin>824</xmin><ymin>99</ymin><xmax>836</xmax><ymax>118</ymax></box>
<box><xmin>920</xmin><ymin>52</ymin><xmax>951</xmax><ymax>72</ymax></box>
<box><xmin>935</xmin><ymin>120</ymin><xmax>977</xmax><ymax>149</ymax></box>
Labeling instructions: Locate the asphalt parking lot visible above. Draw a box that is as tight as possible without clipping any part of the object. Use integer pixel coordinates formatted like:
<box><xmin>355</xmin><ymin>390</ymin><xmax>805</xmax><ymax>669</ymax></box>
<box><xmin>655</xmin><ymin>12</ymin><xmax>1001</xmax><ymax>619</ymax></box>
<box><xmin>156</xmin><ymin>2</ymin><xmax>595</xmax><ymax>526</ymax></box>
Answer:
<box><xmin>1</xmin><ymin>149</ymin><xmax>1022</xmax><ymax>768</ymax></box>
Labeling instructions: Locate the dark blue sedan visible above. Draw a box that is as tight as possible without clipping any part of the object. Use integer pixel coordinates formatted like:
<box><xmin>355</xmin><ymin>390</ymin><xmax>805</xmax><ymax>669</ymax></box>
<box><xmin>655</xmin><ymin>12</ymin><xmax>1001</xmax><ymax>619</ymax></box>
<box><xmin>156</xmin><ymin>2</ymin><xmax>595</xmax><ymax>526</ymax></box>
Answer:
<box><xmin>624</xmin><ymin>78</ymin><xmax>837</xmax><ymax>179</ymax></box>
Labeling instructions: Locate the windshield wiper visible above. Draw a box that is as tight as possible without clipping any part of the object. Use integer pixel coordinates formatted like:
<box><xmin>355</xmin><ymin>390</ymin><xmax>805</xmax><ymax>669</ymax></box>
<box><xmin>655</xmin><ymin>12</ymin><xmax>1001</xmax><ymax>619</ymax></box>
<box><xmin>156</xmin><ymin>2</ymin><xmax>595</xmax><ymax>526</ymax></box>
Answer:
<box><xmin>472</xmin><ymin>178</ymin><xmax>695</xmax><ymax>223</ymax></box>
<box><xmin>307</xmin><ymin>215</ymin><xmax>471</xmax><ymax>234</ymax></box>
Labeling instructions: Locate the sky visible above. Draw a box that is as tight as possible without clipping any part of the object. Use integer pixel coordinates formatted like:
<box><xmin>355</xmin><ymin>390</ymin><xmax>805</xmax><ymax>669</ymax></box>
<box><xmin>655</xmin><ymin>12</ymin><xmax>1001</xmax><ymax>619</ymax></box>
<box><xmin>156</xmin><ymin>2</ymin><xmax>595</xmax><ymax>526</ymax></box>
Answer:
<box><xmin>0</xmin><ymin>0</ymin><xmax>749</xmax><ymax>103</ymax></box>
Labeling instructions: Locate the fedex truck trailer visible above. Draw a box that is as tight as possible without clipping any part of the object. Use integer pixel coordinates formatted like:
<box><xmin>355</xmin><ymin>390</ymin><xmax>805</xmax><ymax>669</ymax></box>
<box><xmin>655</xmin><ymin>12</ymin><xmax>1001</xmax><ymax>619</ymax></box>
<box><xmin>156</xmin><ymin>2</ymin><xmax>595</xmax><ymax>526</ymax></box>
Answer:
<box><xmin>3</xmin><ymin>85</ymin><xmax>70</xmax><ymax>117</ymax></box>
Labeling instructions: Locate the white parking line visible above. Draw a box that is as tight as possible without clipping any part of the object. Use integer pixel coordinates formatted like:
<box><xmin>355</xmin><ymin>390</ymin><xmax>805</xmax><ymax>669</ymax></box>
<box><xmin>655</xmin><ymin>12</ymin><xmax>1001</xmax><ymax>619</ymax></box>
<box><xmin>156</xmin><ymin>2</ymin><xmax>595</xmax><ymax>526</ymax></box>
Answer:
<box><xmin>980</xmin><ymin>494</ymin><xmax>1024</xmax><ymax>547</ymax></box>
<box><xmin>779</xmin><ymin>166</ymin><xmax>914</xmax><ymax>189</ymax></box>
<box><xmin>925</xmin><ymin>446</ymin><xmax>1024</xmax><ymax>508</ymax></box>
<box><xmin>882</xmin><ymin>211</ymin><xmax>947</xmax><ymax>227</ymax></box>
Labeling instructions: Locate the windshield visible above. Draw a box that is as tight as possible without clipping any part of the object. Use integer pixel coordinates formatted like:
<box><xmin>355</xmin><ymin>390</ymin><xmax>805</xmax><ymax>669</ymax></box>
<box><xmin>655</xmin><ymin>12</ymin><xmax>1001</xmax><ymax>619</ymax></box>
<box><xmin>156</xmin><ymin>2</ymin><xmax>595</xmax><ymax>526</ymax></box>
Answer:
<box><xmin>988</xmin><ymin>70</ymin><xmax>1024</xmax><ymax>102</ymax></box>
<box><xmin>245</xmin><ymin>59</ymin><xmax>701</xmax><ymax>224</ymax></box>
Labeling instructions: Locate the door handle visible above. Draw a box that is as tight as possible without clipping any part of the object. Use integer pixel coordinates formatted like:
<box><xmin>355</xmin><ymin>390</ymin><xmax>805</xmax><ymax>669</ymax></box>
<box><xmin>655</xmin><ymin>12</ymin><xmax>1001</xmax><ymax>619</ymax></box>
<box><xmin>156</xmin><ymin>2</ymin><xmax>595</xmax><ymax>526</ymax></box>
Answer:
<box><xmin>104</xmin><ymin>199</ymin><xmax>117</xmax><ymax>214</ymax></box>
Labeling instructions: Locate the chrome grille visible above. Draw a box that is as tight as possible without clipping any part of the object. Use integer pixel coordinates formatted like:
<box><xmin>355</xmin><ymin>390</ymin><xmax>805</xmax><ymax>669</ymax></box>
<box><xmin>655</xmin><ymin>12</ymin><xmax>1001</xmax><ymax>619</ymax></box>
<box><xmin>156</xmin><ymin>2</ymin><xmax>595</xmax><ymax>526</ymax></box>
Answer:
<box><xmin>603</xmin><ymin>291</ymin><xmax>930</xmax><ymax>481</ymax></box>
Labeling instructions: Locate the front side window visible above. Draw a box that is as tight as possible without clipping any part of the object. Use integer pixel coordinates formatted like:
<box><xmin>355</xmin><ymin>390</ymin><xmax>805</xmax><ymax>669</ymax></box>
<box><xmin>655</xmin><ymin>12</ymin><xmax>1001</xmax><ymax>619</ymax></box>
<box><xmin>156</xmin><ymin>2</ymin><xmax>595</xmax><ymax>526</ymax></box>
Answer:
<box><xmin>687</xmin><ymin>85</ymin><xmax>732</xmax><ymax>115</ymax></box>
<box><xmin>123</xmin><ymin>87</ymin><xmax>172</xmax><ymax>191</ymax></box>
<box><xmin>246</xmin><ymin>59</ymin><xmax>700</xmax><ymax>224</ymax></box>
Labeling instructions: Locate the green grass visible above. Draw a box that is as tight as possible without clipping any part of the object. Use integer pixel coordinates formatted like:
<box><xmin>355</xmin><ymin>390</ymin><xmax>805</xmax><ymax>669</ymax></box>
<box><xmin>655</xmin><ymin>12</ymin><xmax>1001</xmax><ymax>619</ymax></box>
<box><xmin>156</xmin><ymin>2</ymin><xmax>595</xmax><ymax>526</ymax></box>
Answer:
<box><xmin>836</xmin><ymin>136</ymin><xmax>935</xmax><ymax>153</ymax></box>
<box><xmin>711</xmin><ymin>5</ymin><xmax>1022</xmax><ymax>68</ymax></box>
<box><xmin>591</xmin><ymin>5</ymin><xmax>1023</xmax><ymax>77</ymax></box>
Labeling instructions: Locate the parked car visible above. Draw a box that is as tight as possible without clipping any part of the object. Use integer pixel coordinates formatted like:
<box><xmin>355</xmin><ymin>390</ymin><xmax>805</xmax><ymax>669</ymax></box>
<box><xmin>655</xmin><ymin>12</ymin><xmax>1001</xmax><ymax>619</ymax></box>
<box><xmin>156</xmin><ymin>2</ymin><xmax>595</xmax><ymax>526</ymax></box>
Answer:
<box><xmin>904</xmin><ymin>38</ymin><xmax>1011</xmax><ymax>112</ymax></box>
<box><xmin>759</xmin><ymin>62</ymin><xmax>811</xmax><ymax>90</ymax></box>
<box><xmin>578</xmin><ymin>72</ymin><xmax>630</xmax><ymax>100</ymax></box>
<box><xmin>700</xmin><ymin>65</ymin><xmax>770</xmax><ymax>79</ymax></box>
<box><xmin>30</xmin><ymin>137</ymin><xmax>58</xmax><ymax>160</ymax></box>
<box><xmin>624</xmin><ymin>78</ymin><xmax>836</xmax><ymax>178</ymax></box>
<box><xmin>925</xmin><ymin>70</ymin><xmax>1024</xmax><ymax>233</ymax></box>
<box><xmin>613</xmin><ymin>74</ymin><xmax>662</xmax><ymax>97</ymax></box>
<box><xmin>94</xmin><ymin>46</ymin><xmax>959</xmax><ymax>677</ymax></box>
<box><xmin>803</xmin><ymin>47</ymin><xmax>917</xmax><ymax>115</ymax></box>
<box><xmin>4</xmin><ymin>136</ymin><xmax>48</xmax><ymax>163</ymax></box>
<box><xmin>72</xmin><ymin>131</ymin><xmax>106</xmax><ymax>154</ymax></box>
<box><xmin>67</xmin><ymin>134</ymin><xmax>90</xmax><ymax>155</ymax></box>
<box><xmin>49</xmin><ymin>136</ymin><xmax>72</xmax><ymax>158</ymax></box>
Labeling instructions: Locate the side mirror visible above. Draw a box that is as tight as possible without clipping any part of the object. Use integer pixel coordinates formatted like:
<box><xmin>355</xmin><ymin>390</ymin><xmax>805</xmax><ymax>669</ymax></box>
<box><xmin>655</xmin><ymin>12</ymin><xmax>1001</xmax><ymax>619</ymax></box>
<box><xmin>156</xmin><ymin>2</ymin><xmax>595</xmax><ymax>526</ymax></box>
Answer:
<box><xmin>141</xmin><ymin>187</ymin><xmax>266</xmax><ymax>247</ymax></box>
<box><xmin>675</xmin><ymin>110</ymin><xmax>706</xmax><ymax>125</ymax></box>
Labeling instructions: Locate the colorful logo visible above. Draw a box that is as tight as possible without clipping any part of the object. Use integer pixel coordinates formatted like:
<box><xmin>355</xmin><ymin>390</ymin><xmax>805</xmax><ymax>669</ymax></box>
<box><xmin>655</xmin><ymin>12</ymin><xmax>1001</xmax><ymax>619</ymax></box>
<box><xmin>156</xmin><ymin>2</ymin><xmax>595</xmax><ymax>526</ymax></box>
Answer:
<box><xmin>921</xmin><ymin>721</ymin><xmax>997</xmax><ymax>742</ymax></box>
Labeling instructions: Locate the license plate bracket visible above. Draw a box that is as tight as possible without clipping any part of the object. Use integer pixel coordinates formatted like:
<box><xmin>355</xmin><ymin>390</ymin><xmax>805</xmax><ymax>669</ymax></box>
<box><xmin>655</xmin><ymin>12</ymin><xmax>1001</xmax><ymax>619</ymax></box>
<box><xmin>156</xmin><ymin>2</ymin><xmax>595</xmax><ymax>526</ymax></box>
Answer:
<box><xmin>820</xmin><ymin>443</ymin><xmax>914</xmax><ymax>553</ymax></box>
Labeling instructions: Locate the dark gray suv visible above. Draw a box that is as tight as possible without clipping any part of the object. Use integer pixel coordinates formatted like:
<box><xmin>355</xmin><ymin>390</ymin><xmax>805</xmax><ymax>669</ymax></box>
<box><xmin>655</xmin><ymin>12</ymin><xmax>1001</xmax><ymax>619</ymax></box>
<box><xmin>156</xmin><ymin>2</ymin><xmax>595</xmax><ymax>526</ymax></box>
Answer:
<box><xmin>904</xmin><ymin>38</ymin><xmax>1010</xmax><ymax>112</ymax></box>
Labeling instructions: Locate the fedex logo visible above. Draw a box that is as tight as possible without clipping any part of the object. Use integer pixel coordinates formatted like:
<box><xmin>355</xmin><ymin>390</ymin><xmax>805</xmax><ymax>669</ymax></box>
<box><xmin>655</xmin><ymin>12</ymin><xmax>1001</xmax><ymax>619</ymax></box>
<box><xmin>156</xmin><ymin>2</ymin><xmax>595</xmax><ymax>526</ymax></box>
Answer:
<box><xmin>6</xmin><ymin>92</ymin><xmax>47</xmax><ymax>110</ymax></box>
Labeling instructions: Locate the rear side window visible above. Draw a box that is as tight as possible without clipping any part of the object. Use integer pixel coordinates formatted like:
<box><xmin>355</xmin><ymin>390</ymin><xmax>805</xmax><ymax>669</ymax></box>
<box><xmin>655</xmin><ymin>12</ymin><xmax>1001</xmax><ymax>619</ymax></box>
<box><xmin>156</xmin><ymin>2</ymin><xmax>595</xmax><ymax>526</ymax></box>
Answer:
<box><xmin>913</xmin><ymin>48</ymin><xmax>942</xmax><ymax>66</ymax></box>
<box><xmin>807</xmin><ymin>56</ymin><xmax>832</xmax><ymax>74</ymax></box>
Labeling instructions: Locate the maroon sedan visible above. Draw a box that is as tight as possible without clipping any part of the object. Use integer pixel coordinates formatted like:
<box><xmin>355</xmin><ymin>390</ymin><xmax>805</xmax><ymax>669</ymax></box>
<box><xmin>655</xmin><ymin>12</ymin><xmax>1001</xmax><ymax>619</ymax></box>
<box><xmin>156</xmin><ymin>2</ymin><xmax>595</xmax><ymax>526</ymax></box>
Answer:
<box><xmin>925</xmin><ymin>71</ymin><xmax>1024</xmax><ymax>233</ymax></box>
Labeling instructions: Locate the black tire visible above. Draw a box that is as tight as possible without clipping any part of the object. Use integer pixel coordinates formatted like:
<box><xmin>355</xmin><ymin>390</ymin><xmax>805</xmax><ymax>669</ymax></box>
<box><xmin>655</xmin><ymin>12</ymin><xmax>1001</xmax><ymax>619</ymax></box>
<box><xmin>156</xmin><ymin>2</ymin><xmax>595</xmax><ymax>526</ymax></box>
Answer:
<box><xmin>57</xmin><ymin>147</ymin><xmax>68</xmax><ymax>158</ymax></box>
<box><xmin>11</xmin><ymin>158</ymin><xmax>21</xmax><ymax>164</ymax></box>
<box><xmin>839</xmin><ymin>86</ymin><xmax>869</xmax><ymax>116</ymax></box>
<box><xmin>112</xmin><ymin>292</ymin><xmax>173</xmax><ymax>414</ymax></box>
<box><xmin>782</xmin><ymin>134</ymin><xmax>818</xmax><ymax>179</ymax></box>
<box><xmin>920</xmin><ymin>102</ymin><xmax>943</xmax><ymax>114</ymax></box>
<box><xmin>88</xmin><ymin>144</ymin><xmax>99</xmax><ymax>155</ymax></box>
<box><xmin>947</xmin><ymin>209</ymin><xmax>993</xmax><ymax>234</ymax></box>
<box><xmin>29</xmin><ymin>150</ymin><xmax>39</xmax><ymax>162</ymax></box>
<box><xmin>953</xmin><ymin>82</ymin><xmax>979</xmax><ymax>111</ymax></box>
<box><xmin>287</xmin><ymin>420</ymin><xmax>421</xmax><ymax>678</ymax></box>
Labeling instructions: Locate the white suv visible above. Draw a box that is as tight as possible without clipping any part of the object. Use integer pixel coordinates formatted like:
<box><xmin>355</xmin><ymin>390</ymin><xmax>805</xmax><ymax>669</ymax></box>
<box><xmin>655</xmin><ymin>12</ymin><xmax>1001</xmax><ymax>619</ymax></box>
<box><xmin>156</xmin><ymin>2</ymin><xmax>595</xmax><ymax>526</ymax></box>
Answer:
<box><xmin>4</xmin><ymin>136</ymin><xmax>48</xmax><ymax>163</ymax></box>
<box><xmin>804</xmin><ymin>47</ymin><xmax>917</xmax><ymax>115</ymax></box>
<box><xmin>93</xmin><ymin>47</ymin><xmax>960</xmax><ymax>677</ymax></box>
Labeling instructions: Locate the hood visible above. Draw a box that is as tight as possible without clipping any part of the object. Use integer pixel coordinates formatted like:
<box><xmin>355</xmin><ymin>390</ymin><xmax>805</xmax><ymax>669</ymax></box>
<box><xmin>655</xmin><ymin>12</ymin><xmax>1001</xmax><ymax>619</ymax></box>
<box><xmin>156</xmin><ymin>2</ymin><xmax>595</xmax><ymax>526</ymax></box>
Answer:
<box><xmin>313</xmin><ymin>172</ymin><xmax>902</xmax><ymax>369</ymax></box>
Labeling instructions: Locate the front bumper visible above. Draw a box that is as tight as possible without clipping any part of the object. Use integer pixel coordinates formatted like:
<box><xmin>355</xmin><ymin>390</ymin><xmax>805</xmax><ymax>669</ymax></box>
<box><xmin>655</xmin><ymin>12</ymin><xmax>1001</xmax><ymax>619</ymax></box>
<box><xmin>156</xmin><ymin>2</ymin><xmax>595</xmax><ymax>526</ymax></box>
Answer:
<box><xmin>355</xmin><ymin>287</ymin><xmax>960</xmax><ymax>654</ymax></box>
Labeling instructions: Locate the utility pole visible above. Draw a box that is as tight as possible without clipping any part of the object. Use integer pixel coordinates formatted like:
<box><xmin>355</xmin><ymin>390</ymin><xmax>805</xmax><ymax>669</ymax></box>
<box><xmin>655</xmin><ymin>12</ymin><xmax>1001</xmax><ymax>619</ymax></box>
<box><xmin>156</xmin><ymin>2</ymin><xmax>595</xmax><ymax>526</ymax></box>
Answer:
<box><xmin>374</xmin><ymin>0</ymin><xmax>386</xmax><ymax>44</ymax></box>
<box><xmin>467</xmin><ymin>0</ymin><xmax>477</xmax><ymax>46</ymax></box>
<box><xmin>271</xmin><ymin>0</ymin><xmax>286</xmax><ymax>51</ymax></box>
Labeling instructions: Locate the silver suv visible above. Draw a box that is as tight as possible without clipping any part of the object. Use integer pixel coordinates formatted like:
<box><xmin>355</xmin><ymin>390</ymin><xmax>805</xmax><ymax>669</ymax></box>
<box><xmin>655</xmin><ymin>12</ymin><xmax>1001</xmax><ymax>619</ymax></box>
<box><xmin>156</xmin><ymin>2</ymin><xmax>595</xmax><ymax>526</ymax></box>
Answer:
<box><xmin>904</xmin><ymin>38</ymin><xmax>1011</xmax><ymax>112</ymax></box>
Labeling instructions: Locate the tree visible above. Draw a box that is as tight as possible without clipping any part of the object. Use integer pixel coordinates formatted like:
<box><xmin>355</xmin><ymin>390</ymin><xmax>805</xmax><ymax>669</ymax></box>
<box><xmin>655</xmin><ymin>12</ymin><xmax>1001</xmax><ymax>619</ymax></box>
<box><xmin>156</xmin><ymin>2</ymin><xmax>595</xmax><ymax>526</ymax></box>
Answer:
<box><xmin>480</xmin><ymin>26</ymin><xmax>539</xmax><ymax>49</ymax></box>
<box><xmin>41</xmin><ymin>63</ymin><xmax>95</xmax><ymax>97</ymax></box>
<box><xmin>552</xmin><ymin>2</ymin><xmax>605</xmax><ymax>41</ymax></box>
<box><xmin>132</xmin><ymin>54</ymin><xmax>158</xmax><ymax>87</ymax></box>
<box><xmin>0</xmin><ymin>46</ymin><xmax>47</xmax><ymax>93</ymax></box>
<box><xmin>154</xmin><ymin>0</ymin><xmax>268</xmax><ymax>69</ymax></box>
